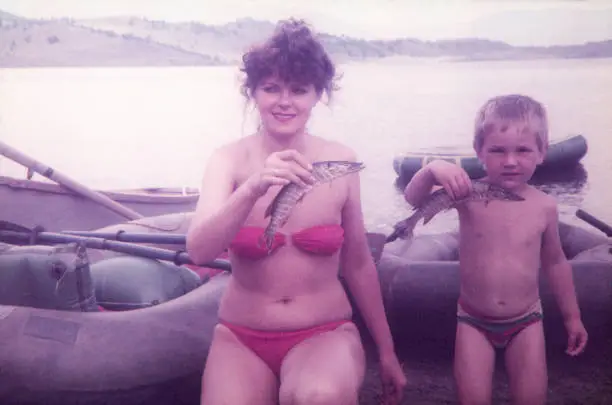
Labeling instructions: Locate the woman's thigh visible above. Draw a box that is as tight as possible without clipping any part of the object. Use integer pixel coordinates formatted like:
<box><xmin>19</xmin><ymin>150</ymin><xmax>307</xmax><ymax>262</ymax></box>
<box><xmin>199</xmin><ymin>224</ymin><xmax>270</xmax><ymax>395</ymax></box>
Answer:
<box><xmin>278</xmin><ymin>322</ymin><xmax>366</xmax><ymax>405</ymax></box>
<box><xmin>201</xmin><ymin>324</ymin><xmax>278</xmax><ymax>405</ymax></box>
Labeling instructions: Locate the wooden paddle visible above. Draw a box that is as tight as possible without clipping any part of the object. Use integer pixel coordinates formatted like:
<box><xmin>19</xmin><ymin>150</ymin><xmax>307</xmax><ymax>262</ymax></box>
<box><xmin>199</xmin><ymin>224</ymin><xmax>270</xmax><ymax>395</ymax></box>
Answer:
<box><xmin>576</xmin><ymin>209</ymin><xmax>612</xmax><ymax>237</ymax></box>
<box><xmin>0</xmin><ymin>140</ymin><xmax>143</xmax><ymax>221</ymax></box>
<box><xmin>61</xmin><ymin>230</ymin><xmax>187</xmax><ymax>244</ymax></box>
<box><xmin>60</xmin><ymin>230</ymin><xmax>389</xmax><ymax>262</ymax></box>
<box><xmin>1</xmin><ymin>219</ymin><xmax>388</xmax><ymax>272</ymax></box>
<box><xmin>0</xmin><ymin>221</ymin><xmax>231</xmax><ymax>271</ymax></box>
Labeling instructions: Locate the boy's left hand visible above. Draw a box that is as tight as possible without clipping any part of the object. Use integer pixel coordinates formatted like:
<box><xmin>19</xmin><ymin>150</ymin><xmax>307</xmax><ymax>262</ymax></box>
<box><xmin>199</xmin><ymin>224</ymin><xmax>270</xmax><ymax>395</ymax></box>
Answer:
<box><xmin>565</xmin><ymin>318</ymin><xmax>588</xmax><ymax>356</ymax></box>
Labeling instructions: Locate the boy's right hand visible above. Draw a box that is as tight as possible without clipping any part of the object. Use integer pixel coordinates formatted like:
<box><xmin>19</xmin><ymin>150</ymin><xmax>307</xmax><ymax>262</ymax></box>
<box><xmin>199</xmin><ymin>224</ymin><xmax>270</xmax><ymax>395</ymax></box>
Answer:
<box><xmin>246</xmin><ymin>149</ymin><xmax>316</xmax><ymax>198</ymax></box>
<box><xmin>426</xmin><ymin>160</ymin><xmax>472</xmax><ymax>200</ymax></box>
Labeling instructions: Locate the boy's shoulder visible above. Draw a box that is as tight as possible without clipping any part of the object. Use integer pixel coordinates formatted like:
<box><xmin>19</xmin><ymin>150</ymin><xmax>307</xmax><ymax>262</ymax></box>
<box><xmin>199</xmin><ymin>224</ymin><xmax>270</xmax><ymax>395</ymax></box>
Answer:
<box><xmin>525</xmin><ymin>184</ymin><xmax>556</xmax><ymax>202</ymax></box>
<box><xmin>525</xmin><ymin>185</ymin><xmax>559</xmax><ymax>215</ymax></box>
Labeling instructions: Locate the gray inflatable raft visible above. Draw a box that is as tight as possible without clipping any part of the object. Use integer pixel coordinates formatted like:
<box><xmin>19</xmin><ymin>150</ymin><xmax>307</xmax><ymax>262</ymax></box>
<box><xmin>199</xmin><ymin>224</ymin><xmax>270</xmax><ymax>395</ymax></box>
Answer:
<box><xmin>0</xmin><ymin>242</ymin><xmax>204</xmax><ymax>312</ymax></box>
<box><xmin>0</xmin><ymin>242</ymin><xmax>99</xmax><ymax>312</ymax></box>
<box><xmin>378</xmin><ymin>236</ymin><xmax>612</xmax><ymax>351</ymax></box>
<box><xmin>0</xmin><ymin>272</ymin><xmax>229</xmax><ymax>405</ymax></box>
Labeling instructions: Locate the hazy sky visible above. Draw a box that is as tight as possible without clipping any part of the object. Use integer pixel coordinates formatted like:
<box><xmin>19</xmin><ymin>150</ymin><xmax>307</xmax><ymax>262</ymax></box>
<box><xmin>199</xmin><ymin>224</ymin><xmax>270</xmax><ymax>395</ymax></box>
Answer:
<box><xmin>1</xmin><ymin>0</ymin><xmax>611</xmax><ymax>45</ymax></box>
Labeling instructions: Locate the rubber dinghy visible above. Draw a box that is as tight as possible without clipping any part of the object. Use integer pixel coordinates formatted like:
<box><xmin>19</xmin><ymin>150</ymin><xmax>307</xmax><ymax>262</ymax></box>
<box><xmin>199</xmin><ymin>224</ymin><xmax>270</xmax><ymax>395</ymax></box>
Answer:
<box><xmin>376</xmin><ymin>221</ymin><xmax>612</xmax><ymax>350</ymax></box>
<box><xmin>0</xmin><ymin>229</ymin><xmax>388</xmax><ymax>405</ymax></box>
<box><xmin>0</xmin><ymin>241</ymin><xmax>205</xmax><ymax>312</ymax></box>
<box><xmin>0</xmin><ymin>268</ymin><xmax>229</xmax><ymax>405</ymax></box>
<box><xmin>0</xmin><ymin>242</ymin><xmax>99</xmax><ymax>312</ymax></box>
<box><xmin>392</xmin><ymin>134</ymin><xmax>588</xmax><ymax>183</ymax></box>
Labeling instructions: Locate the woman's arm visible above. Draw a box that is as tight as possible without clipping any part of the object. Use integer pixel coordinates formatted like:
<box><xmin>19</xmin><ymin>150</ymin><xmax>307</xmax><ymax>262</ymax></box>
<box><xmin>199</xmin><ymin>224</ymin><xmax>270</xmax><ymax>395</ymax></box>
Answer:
<box><xmin>186</xmin><ymin>147</ymin><xmax>259</xmax><ymax>265</ymax></box>
<box><xmin>339</xmin><ymin>153</ymin><xmax>395</xmax><ymax>356</ymax></box>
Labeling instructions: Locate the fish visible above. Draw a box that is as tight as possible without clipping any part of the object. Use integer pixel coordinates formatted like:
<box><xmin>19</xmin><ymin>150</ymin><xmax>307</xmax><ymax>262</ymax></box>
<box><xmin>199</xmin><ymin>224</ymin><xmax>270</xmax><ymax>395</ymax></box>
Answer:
<box><xmin>385</xmin><ymin>180</ymin><xmax>525</xmax><ymax>243</ymax></box>
<box><xmin>260</xmin><ymin>160</ymin><xmax>366</xmax><ymax>252</ymax></box>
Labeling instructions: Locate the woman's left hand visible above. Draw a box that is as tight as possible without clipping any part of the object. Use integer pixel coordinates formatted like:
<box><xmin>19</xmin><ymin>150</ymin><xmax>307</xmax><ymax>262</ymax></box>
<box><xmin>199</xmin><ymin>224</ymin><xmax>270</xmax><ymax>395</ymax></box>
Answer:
<box><xmin>379</xmin><ymin>350</ymin><xmax>407</xmax><ymax>405</ymax></box>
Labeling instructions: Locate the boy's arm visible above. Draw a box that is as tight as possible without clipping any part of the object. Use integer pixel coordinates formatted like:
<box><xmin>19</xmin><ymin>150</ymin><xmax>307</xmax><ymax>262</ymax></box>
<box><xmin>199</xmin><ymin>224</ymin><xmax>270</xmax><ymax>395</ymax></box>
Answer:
<box><xmin>403</xmin><ymin>165</ymin><xmax>437</xmax><ymax>207</ymax></box>
<box><xmin>540</xmin><ymin>200</ymin><xmax>582</xmax><ymax>322</ymax></box>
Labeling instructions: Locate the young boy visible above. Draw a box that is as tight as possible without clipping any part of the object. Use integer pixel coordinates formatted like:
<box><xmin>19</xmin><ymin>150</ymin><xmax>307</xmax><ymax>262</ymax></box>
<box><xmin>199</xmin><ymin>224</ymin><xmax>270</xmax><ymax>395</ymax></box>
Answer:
<box><xmin>403</xmin><ymin>94</ymin><xmax>588</xmax><ymax>405</ymax></box>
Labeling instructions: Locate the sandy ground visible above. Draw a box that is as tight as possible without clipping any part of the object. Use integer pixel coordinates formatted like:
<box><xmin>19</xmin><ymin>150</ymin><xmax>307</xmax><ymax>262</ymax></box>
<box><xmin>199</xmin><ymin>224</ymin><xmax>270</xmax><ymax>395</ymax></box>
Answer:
<box><xmin>357</xmin><ymin>316</ymin><xmax>612</xmax><ymax>405</ymax></box>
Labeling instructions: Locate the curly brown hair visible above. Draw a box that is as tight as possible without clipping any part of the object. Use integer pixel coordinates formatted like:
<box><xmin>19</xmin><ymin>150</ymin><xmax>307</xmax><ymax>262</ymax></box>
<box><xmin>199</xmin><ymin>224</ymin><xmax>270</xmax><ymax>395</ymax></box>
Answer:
<box><xmin>240</xmin><ymin>18</ymin><xmax>338</xmax><ymax>102</ymax></box>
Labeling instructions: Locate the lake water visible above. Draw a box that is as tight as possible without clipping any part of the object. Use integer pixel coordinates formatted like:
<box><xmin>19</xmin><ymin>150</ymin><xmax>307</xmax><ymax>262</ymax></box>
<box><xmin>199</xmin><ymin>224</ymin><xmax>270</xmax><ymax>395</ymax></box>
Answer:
<box><xmin>1</xmin><ymin>58</ymin><xmax>611</xmax><ymax>237</ymax></box>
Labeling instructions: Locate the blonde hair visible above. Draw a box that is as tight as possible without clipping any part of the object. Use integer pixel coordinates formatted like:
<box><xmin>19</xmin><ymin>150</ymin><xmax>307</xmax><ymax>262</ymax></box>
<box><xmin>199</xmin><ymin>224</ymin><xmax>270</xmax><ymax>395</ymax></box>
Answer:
<box><xmin>473</xmin><ymin>94</ymin><xmax>548</xmax><ymax>152</ymax></box>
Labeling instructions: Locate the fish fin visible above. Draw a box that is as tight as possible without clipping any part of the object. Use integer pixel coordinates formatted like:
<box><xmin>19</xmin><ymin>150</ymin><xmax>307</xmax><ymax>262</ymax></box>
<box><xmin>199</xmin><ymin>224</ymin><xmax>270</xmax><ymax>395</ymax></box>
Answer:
<box><xmin>422</xmin><ymin>212</ymin><xmax>435</xmax><ymax>225</ymax></box>
<box><xmin>264</xmin><ymin>186</ymin><xmax>288</xmax><ymax>218</ymax></box>
<box><xmin>263</xmin><ymin>201</ymin><xmax>273</xmax><ymax>218</ymax></box>
<box><xmin>423</xmin><ymin>206</ymin><xmax>445</xmax><ymax>224</ymax></box>
<box><xmin>297</xmin><ymin>192</ymin><xmax>308</xmax><ymax>204</ymax></box>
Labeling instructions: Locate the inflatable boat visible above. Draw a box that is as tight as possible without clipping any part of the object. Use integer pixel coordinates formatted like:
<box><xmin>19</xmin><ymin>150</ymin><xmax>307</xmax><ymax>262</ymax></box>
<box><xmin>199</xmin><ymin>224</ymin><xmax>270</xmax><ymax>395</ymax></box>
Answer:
<box><xmin>0</xmin><ymin>242</ymin><xmax>99</xmax><ymax>312</ymax></box>
<box><xmin>392</xmin><ymin>134</ymin><xmax>588</xmax><ymax>183</ymax></box>
<box><xmin>377</xmin><ymin>219</ymin><xmax>612</xmax><ymax>350</ymax></box>
<box><xmin>0</xmin><ymin>238</ymin><xmax>224</xmax><ymax>405</ymax></box>
<box><xmin>0</xmin><ymin>238</ymin><xmax>207</xmax><ymax>313</ymax></box>
<box><xmin>0</xmin><ymin>222</ymin><xmax>387</xmax><ymax>405</ymax></box>
<box><xmin>1</xmin><ymin>208</ymin><xmax>610</xmax><ymax>405</ymax></box>
<box><xmin>0</xmin><ymin>274</ymin><xmax>228</xmax><ymax>405</ymax></box>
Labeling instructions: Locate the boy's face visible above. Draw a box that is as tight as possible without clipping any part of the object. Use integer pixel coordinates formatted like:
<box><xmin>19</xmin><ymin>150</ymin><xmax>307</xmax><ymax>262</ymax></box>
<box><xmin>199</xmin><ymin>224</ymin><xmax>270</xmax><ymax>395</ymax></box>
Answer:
<box><xmin>476</xmin><ymin>122</ymin><xmax>545</xmax><ymax>190</ymax></box>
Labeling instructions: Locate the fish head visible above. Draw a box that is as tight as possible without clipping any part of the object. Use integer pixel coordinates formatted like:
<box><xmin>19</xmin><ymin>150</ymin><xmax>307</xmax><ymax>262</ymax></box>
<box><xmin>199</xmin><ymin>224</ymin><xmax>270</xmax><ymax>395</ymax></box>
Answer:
<box><xmin>313</xmin><ymin>160</ymin><xmax>365</xmax><ymax>178</ymax></box>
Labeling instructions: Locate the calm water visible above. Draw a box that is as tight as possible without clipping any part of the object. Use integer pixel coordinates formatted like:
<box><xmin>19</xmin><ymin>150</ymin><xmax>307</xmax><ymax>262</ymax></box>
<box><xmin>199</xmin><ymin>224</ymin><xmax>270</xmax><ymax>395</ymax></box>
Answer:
<box><xmin>1</xmin><ymin>58</ymin><xmax>611</xmax><ymax>237</ymax></box>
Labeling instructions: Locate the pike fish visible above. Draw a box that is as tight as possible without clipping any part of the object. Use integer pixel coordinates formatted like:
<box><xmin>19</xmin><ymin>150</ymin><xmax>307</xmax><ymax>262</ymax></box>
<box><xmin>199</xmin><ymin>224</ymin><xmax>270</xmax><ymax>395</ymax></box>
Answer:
<box><xmin>260</xmin><ymin>160</ymin><xmax>366</xmax><ymax>252</ymax></box>
<box><xmin>385</xmin><ymin>181</ymin><xmax>525</xmax><ymax>243</ymax></box>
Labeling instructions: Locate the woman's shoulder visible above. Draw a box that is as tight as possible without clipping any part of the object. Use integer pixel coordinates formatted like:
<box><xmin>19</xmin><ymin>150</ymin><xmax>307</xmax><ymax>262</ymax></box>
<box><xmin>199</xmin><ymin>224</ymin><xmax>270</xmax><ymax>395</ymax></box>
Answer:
<box><xmin>311</xmin><ymin>136</ymin><xmax>358</xmax><ymax>161</ymax></box>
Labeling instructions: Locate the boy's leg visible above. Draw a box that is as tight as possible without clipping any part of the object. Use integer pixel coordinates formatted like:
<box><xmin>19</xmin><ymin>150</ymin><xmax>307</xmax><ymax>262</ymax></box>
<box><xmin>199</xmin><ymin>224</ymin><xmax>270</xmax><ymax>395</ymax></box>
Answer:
<box><xmin>454</xmin><ymin>321</ymin><xmax>496</xmax><ymax>405</ymax></box>
<box><xmin>504</xmin><ymin>321</ymin><xmax>547</xmax><ymax>405</ymax></box>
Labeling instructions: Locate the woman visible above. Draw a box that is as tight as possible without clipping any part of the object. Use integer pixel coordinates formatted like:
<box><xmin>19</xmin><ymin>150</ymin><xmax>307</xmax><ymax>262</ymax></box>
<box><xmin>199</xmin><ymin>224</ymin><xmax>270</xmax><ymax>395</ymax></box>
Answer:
<box><xmin>186</xmin><ymin>18</ymin><xmax>406</xmax><ymax>405</ymax></box>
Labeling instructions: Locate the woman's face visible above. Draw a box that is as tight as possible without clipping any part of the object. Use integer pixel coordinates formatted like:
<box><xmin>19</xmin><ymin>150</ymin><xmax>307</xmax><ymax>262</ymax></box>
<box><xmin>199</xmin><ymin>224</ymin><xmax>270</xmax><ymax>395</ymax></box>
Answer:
<box><xmin>252</xmin><ymin>75</ymin><xmax>320</xmax><ymax>139</ymax></box>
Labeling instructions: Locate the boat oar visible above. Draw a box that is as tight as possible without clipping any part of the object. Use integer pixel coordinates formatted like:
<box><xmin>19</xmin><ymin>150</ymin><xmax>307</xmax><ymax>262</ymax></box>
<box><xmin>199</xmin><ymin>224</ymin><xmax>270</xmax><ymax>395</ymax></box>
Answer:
<box><xmin>62</xmin><ymin>230</ymin><xmax>390</xmax><ymax>263</ymax></box>
<box><xmin>576</xmin><ymin>209</ymin><xmax>612</xmax><ymax>237</ymax></box>
<box><xmin>0</xmin><ymin>140</ymin><xmax>144</xmax><ymax>221</ymax></box>
<box><xmin>62</xmin><ymin>230</ymin><xmax>187</xmax><ymax>245</ymax></box>
<box><xmin>0</xmin><ymin>222</ymin><xmax>231</xmax><ymax>272</ymax></box>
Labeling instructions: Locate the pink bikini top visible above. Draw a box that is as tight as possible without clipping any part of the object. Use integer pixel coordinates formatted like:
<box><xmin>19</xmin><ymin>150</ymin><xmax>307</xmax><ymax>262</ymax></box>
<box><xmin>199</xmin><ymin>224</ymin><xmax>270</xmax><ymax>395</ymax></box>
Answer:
<box><xmin>229</xmin><ymin>224</ymin><xmax>345</xmax><ymax>260</ymax></box>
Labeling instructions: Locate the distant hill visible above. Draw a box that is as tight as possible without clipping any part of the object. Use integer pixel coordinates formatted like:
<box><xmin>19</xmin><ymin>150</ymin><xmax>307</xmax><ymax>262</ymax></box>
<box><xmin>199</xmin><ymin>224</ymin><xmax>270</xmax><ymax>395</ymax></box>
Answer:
<box><xmin>1</xmin><ymin>10</ymin><xmax>611</xmax><ymax>67</ymax></box>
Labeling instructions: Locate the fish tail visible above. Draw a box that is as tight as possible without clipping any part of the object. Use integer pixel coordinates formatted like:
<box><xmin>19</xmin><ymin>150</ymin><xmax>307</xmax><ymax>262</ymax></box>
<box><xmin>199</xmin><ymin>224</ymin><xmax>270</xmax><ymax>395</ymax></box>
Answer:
<box><xmin>385</xmin><ymin>228</ymin><xmax>403</xmax><ymax>243</ymax></box>
<box><xmin>386</xmin><ymin>214</ymin><xmax>420</xmax><ymax>243</ymax></box>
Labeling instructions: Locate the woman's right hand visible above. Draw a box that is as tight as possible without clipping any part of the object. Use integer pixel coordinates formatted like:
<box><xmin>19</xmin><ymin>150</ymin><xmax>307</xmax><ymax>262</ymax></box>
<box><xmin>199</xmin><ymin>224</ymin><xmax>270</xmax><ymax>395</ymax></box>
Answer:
<box><xmin>426</xmin><ymin>160</ymin><xmax>472</xmax><ymax>200</ymax></box>
<box><xmin>245</xmin><ymin>149</ymin><xmax>316</xmax><ymax>198</ymax></box>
